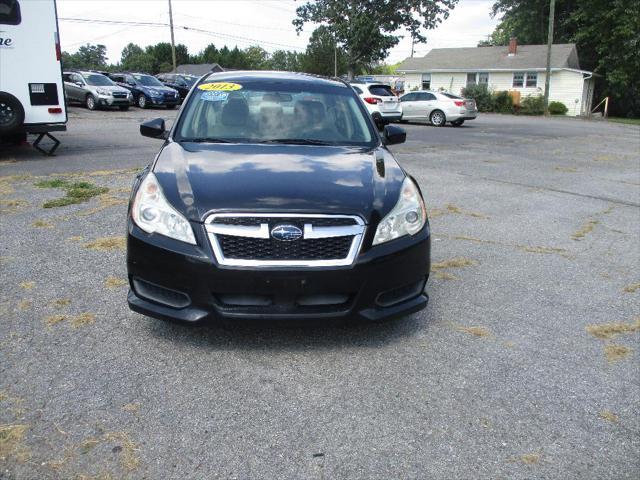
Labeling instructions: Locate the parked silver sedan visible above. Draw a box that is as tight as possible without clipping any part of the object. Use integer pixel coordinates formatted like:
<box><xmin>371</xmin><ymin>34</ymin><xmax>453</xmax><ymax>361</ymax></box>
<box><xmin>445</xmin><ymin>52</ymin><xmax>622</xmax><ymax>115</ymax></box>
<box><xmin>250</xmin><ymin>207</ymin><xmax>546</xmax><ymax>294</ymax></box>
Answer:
<box><xmin>399</xmin><ymin>90</ymin><xmax>477</xmax><ymax>127</ymax></box>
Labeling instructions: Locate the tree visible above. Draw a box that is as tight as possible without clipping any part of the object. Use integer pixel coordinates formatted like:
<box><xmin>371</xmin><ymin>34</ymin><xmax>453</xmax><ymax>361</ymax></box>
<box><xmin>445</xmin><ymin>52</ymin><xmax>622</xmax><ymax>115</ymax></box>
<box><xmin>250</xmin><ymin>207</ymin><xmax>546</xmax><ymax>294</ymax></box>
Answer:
<box><xmin>73</xmin><ymin>44</ymin><xmax>108</xmax><ymax>69</ymax></box>
<box><xmin>301</xmin><ymin>26</ymin><xmax>348</xmax><ymax>76</ymax></box>
<box><xmin>269</xmin><ymin>50</ymin><xmax>305</xmax><ymax>72</ymax></box>
<box><xmin>243</xmin><ymin>46</ymin><xmax>270</xmax><ymax>70</ymax></box>
<box><xmin>293</xmin><ymin>0</ymin><xmax>459</xmax><ymax>78</ymax></box>
<box><xmin>483</xmin><ymin>0</ymin><xmax>640</xmax><ymax>116</ymax></box>
<box><xmin>120</xmin><ymin>43</ymin><xmax>144</xmax><ymax>65</ymax></box>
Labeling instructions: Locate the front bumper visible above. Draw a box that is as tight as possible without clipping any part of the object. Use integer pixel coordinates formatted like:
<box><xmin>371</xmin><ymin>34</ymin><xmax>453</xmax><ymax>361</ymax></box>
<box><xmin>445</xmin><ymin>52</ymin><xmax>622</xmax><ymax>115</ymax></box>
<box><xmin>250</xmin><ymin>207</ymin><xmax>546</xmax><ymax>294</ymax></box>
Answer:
<box><xmin>127</xmin><ymin>220</ymin><xmax>430</xmax><ymax>323</ymax></box>
<box><xmin>97</xmin><ymin>95</ymin><xmax>131</xmax><ymax>106</ymax></box>
<box><xmin>149</xmin><ymin>95</ymin><xmax>179</xmax><ymax>106</ymax></box>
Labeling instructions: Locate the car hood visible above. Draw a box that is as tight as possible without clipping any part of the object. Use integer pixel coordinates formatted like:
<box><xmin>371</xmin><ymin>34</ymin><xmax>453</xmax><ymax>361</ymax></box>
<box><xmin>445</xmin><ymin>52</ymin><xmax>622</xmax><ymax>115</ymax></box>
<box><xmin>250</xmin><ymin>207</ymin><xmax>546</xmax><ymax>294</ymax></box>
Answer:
<box><xmin>94</xmin><ymin>85</ymin><xmax>129</xmax><ymax>94</ymax></box>
<box><xmin>152</xmin><ymin>142</ymin><xmax>406</xmax><ymax>224</ymax></box>
<box><xmin>143</xmin><ymin>86</ymin><xmax>176</xmax><ymax>94</ymax></box>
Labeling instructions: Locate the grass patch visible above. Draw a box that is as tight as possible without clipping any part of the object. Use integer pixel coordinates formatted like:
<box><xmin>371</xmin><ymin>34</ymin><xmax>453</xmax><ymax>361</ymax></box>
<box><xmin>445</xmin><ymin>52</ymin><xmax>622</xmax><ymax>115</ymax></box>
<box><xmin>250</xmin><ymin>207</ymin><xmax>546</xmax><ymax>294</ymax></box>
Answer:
<box><xmin>456</xmin><ymin>325</ymin><xmax>491</xmax><ymax>337</ymax></box>
<box><xmin>623</xmin><ymin>283</ymin><xmax>640</xmax><ymax>293</ymax></box>
<box><xmin>586</xmin><ymin>318</ymin><xmax>640</xmax><ymax>339</ymax></box>
<box><xmin>35</xmin><ymin>178</ymin><xmax>108</xmax><ymax>208</ymax></box>
<box><xmin>434</xmin><ymin>271</ymin><xmax>457</xmax><ymax>280</ymax></box>
<box><xmin>103</xmin><ymin>431</ymin><xmax>140</xmax><ymax>471</ymax></box>
<box><xmin>520</xmin><ymin>452</ymin><xmax>541</xmax><ymax>465</ymax></box>
<box><xmin>45</xmin><ymin>314</ymin><xmax>68</xmax><ymax>327</ymax></box>
<box><xmin>599</xmin><ymin>410</ymin><xmax>618</xmax><ymax>422</ymax></box>
<box><xmin>17</xmin><ymin>300</ymin><xmax>32</xmax><ymax>311</ymax></box>
<box><xmin>554</xmin><ymin>166</ymin><xmax>578</xmax><ymax>173</ymax></box>
<box><xmin>19</xmin><ymin>281</ymin><xmax>34</xmax><ymax>290</ymax></box>
<box><xmin>608</xmin><ymin>117</ymin><xmax>640</xmax><ymax>125</ymax></box>
<box><xmin>32</xmin><ymin>219</ymin><xmax>54</xmax><ymax>228</ymax></box>
<box><xmin>84</xmin><ymin>237</ymin><xmax>126</xmax><ymax>252</ymax></box>
<box><xmin>71</xmin><ymin>313</ymin><xmax>95</xmax><ymax>328</ymax></box>
<box><xmin>78</xmin><ymin>194</ymin><xmax>128</xmax><ymax>216</ymax></box>
<box><xmin>67</xmin><ymin>236</ymin><xmax>83</xmax><ymax>242</ymax></box>
<box><xmin>604</xmin><ymin>343</ymin><xmax>631</xmax><ymax>363</ymax></box>
<box><xmin>0</xmin><ymin>424</ymin><xmax>30</xmax><ymax>463</ymax></box>
<box><xmin>122</xmin><ymin>402</ymin><xmax>140</xmax><ymax>413</ymax></box>
<box><xmin>432</xmin><ymin>257</ymin><xmax>478</xmax><ymax>270</ymax></box>
<box><xmin>105</xmin><ymin>277</ymin><xmax>128</xmax><ymax>289</ymax></box>
<box><xmin>52</xmin><ymin>298</ymin><xmax>71</xmax><ymax>308</ymax></box>
<box><xmin>571</xmin><ymin>220</ymin><xmax>598</xmax><ymax>240</ymax></box>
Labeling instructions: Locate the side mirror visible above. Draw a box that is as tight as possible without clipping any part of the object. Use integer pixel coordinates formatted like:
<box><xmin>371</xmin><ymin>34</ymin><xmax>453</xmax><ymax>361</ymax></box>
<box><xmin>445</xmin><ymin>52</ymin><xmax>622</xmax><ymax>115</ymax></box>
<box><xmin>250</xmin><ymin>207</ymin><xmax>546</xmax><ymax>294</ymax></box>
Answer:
<box><xmin>140</xmin><ymin>118</ymin><xmax>167</xmax><ymax>139</ymax></box>
<box><xmin>75</xmin><ymin>82</ymin><xmax>83</xmax><ymax>87</ymax></box>
<box><xmin>383</xmin><ymin>125</ymin><xmax>406</xmax><ymax>145</ymax></box>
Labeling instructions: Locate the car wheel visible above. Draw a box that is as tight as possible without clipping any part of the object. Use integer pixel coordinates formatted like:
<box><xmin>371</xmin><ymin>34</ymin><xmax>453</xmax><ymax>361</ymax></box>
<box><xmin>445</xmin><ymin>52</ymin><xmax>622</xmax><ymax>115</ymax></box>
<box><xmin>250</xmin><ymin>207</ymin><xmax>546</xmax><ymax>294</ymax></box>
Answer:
<box><xmin>166</xmin><ymin>104</ymin><xmax>176</xmax><ymax>110</ymax></box>
<box><xmin>0</xmin><ymin>93</ymin><xmax>25</xmax><ymax>135</ymax></box>
<box><xmin>451</xmin><ymin>119</ymin><xmax>465</xmax><ymax>127</ymax></box>
<box><xmin>137</xmin><ymin>95</ymin><xmax>148</xmax><ymax>109</ymax></box>
<box><xmin>429</xmin><ymin>110</ymin><xmax>446</xmax><ymax>127</ymax></box>
<box><xmin>86</xmin><ymin>95</ymin><xmax>97</xmax><ymax>111</ymax></box>
<box><xmin>119</xmin><ymin>106</ymin><xmax>130</xmax><ymax>111</ymax></box>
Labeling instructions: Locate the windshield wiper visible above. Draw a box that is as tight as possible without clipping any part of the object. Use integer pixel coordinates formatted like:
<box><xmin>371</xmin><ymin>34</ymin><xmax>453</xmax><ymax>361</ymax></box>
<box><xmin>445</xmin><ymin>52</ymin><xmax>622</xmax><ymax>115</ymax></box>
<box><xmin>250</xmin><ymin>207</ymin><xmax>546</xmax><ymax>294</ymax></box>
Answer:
<box><xmin>179</xmin><ymin>137</ymin><xmax>232</xmax><ymax>143</ymax></box>
<box><xmin>259</xmin><ymin>138</ymin><xmax>332</xmax><ymax>146</ymax></box>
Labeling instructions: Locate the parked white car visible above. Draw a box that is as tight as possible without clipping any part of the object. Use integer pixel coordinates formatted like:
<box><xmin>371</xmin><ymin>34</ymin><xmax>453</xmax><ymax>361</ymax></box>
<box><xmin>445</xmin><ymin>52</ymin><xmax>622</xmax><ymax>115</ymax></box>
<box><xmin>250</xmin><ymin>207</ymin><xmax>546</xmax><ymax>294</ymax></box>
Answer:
<box><xmin>351</xmin><ymin>83</ymin><xmax>402</xmax><ymax>128</ymax></box>
<box><xmin>399</xmin><ymin>90</ymin><xmax>477</xmax><ymax>127</ymax></box>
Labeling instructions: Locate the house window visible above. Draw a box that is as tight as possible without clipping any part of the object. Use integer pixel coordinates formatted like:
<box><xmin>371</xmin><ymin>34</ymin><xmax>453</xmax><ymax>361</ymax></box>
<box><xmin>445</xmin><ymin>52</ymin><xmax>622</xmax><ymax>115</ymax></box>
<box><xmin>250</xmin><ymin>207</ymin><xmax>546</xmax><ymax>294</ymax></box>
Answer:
<box><xmin>467</xmin><ymin>72</ymin><xmax>489</xmax><ymax>87</ymax></box>
<box><xmin>421</xmin><ymin>73</ymin><xmax>431</xmax><ymax>90</ymax></box>
<box><xmin>0</xmin><ymin>0</ymin><xmax>21</xmax><ymax>25</ymax></box>
<box><xmin>466</xmin><ymin>73</ymin><xmax>476</xmax><ymax>87</ymax></box>
<box><xmin>513</xmin><ymin>72</ymin><xmax>525</xmax><ymax>87</ymax></box>
<box><xmin>525</xmin><ymin>72</ymin><xmax>538</xmax><ymax>87</ymax></box>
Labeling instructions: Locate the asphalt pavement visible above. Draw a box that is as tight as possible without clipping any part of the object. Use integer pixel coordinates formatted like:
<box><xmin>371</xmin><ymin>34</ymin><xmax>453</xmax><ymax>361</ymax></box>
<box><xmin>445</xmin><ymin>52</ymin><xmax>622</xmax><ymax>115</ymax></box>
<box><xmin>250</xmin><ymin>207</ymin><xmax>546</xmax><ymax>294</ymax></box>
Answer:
<box><xmin>1</xmin><ymin>108</ymin><xmax>639</xmax><ymax>479</ymax></box>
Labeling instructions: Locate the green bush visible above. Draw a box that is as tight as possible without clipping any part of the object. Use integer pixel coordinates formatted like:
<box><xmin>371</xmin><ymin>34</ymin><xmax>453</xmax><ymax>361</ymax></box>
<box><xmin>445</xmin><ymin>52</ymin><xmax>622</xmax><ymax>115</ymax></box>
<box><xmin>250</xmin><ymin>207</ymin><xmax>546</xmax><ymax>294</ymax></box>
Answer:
<box><xmin>548</xmin><ymin>101</ymin><xmax>568</xmax><ymax>115</ymax></box>
<box><xmin>461</xmin><ymin>84</ymin><xmax>493</xmax><ymax>112</ymax></box>
<box><xmin>520</xmin><ymin>95</ymin><xmax>545</xmax><ymax>115</ymax></box>
<box><xmin>492</xmin><ymin>91</ymin><xmax>514</xmax><ymax>113</ymax></box>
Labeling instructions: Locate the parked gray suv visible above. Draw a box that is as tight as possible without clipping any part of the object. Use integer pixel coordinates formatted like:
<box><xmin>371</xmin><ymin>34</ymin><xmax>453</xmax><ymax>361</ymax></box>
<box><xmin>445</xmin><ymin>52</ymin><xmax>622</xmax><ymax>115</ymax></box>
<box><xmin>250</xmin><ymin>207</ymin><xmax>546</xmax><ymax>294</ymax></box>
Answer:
<box><xmin>63</xmin><ymin>71</ymin><xmax>132</xmax><ymax>111</ymax></box>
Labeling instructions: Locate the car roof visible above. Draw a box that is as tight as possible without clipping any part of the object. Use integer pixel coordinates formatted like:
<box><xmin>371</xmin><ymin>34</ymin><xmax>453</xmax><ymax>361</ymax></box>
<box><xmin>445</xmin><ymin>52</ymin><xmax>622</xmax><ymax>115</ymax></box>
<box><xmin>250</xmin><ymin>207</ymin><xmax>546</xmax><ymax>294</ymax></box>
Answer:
<box><xmin>200</xmin><ymin>70</ymin><xmax>349</xmax><ymax>89</ymax></box>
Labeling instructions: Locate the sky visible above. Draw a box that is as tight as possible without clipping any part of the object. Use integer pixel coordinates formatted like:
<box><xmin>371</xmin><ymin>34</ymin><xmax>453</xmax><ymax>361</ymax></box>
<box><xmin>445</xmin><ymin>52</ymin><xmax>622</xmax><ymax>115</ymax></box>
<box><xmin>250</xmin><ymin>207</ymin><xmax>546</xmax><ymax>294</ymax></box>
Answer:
<box><xmin>55</xmin><ymin>0</ymin><xmax>500</xmax><ymax>65</ymax></box>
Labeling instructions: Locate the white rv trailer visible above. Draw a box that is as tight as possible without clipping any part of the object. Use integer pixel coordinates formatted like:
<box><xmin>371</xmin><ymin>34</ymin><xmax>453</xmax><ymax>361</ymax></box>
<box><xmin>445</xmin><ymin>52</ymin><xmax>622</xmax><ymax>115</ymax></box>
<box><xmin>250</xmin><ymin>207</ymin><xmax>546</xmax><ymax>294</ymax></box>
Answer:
<box><xmin>0</xmin><ymin>0</ymin><xmax>67</xmax><ymax>154</ymax></box>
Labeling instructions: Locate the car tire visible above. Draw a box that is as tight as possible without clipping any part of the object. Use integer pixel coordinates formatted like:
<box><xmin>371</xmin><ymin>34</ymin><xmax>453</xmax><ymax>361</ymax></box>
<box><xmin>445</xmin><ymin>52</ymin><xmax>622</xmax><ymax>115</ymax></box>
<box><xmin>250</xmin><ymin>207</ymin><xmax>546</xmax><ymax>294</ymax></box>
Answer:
<box><xmin>86</xmin><ymin>94</ymin><xmax>97</xmax><ymax>111</ymax></box>
<box><xmin>429</xmin><ymin>110</ymin><xmax>446</xmax><ymax>127</ymax></box>
<box><xmin>451</xmin><ymin>119</ymin><xmax>465</xmax><ymax>127</ymax></box>
<box><xmin>166</xmin><ymin>104</ymin><xmax>176</xmax><ymax>110</ymax></box>
<box><xmin>119</xmin><ymin>106</ymin><xmax>130</xmax><ymax>111</ymax></box>
<box><xmin>137</xmin><ymin>95</ymin><xmax>148</xmax><ymax>109</ymax></box>
<box><xmin>0</xmin><ymin>93</ymin><xmax>25</xmax><ymax>135</ymax></box>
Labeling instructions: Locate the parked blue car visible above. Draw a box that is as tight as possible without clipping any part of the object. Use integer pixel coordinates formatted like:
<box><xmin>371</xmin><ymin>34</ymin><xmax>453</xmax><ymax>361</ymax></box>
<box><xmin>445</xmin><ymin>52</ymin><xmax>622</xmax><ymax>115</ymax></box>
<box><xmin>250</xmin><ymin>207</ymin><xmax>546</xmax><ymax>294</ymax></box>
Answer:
<box><xmin>108</xmin><ymin>72</ymin><xmax>179</xmax><ymax>109</ymax></box>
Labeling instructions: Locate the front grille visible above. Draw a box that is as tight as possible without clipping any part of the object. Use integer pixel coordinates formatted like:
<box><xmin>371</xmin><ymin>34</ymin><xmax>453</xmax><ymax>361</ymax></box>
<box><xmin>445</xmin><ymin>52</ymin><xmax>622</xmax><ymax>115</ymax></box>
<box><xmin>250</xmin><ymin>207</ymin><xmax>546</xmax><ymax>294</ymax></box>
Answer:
<box><xmin>113</xmin><ymin>92</ymin><xmax>127</xmax><ymax>98</ymax></box>
<box><xmin>205</xmin><ymin>213</ymin><xmax>365</xmax><ymax>267</ymax></box>
<box><xmin>218</xmin><ymin>234</ymin><xmax>353</xmax><ymax>260</ymax></box>
<box><xmin>214</xmin><ymin>216</ymin><xmax>357</xmax><ymax>227</ymax></box>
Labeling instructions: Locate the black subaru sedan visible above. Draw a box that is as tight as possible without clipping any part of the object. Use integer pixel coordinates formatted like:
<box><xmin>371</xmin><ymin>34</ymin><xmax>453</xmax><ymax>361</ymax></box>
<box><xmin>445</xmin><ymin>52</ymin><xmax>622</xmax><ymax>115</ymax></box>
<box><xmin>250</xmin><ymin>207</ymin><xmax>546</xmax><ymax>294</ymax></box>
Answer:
<box><xmin>127</xmin><ymin>71</ymin><xmax>430</xmax><ymax>323</ymax></box>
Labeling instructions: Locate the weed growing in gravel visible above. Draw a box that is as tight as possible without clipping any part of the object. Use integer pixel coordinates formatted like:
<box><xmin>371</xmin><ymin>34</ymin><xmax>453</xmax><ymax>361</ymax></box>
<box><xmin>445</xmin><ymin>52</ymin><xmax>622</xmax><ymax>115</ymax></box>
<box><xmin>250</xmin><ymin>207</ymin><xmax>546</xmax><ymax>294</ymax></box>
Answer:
<box><xmin>604</xmin><ymin>344</ymin><xmax>631</xmax><ymax>363</ymax></box>
<box><xmin>0</xmin><ymin>199</ymin><xmax>28</xmax><ymax>213</ymax></box>
<box><xmin>52</xmin><ymin>298</ymin><xmax>71</xmax><ymax>308</ymax></box>
<box><xmin>599</xmin><ymin>410</ymin><xmax>618</xmax><ymax>422</ymax></box>
<box><xmin>35</xmin><ymin>178</ymin><xmax>109</xmax><ymax>208</ymax></box>
<box><xmin>84</xmin><ymin>237</ymin><xmax>126</xmax><ymax>251</ymax></box>
<box><xmin>105</xmin><ymin>277</ymin><xmax>128</xmax><ymax>288</ymax></box>
<box><xmin>0</xmin><ymin>424</ymin><xmax>30</xmax><ymax>463</ymax></box>
<box><xmin>431</xmin><ymin>257</ymin><xmax>478</xmax><ymax>270</ymax></box>
<box><xmin>456</xmin><ymin>325</ymin><xmax>491</xmax><ymax>337</ymax></box>
<box><xmin>32</xmin><ymin>219</ymin><xmax>54</xmax><ymax>228</ymax></box>
<box><xmin>19</xmin><ymin>281</ymin><xmax>34</xmax><ymax>290</ymax></box>
<box><xmin>586</xmin><ymin>318</ymin><xmax>640</xmax><ymax>339</ymax></box>
<box><xmin>571</xmin><ymin>220</ymin><xmax>599</xmax><ymax>240</ymax></box>
<box><xmin>623</xmin><ymin>283</ymin><xmax>640</xmax><ymax>293</ymax></box>
<box><xmin>70</xmin><ymin>313</ymin><xmax>95</xmax><ymax>328</ymax></box>
<box><xmin>519</xmin><ymin>452</ymin><xmax>541</xmax><ymax>464</ymax></box>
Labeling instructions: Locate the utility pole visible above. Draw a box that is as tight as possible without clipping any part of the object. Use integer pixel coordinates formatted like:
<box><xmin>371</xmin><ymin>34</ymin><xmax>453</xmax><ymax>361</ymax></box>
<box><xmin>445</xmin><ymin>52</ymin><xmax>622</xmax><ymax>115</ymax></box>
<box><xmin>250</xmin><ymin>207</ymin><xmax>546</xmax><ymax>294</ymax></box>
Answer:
<box><xmin>168</xmin><ymin>0</ymin><xmax>177</xmax><ymax>72</ymax></box>
<box><xmin>543</xmin><ymin>0</ymin><xmax>555</xmax><ymax>116</ymax></box>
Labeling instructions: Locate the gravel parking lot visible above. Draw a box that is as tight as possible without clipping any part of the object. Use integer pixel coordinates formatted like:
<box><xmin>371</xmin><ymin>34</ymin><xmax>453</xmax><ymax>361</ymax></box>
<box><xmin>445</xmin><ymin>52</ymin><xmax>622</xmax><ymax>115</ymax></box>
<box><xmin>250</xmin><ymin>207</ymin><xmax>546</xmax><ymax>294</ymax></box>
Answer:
<box><xmin>1</xmin><ymin>108</ymin><xmax>639</xmax><ymax>479</ymax></box>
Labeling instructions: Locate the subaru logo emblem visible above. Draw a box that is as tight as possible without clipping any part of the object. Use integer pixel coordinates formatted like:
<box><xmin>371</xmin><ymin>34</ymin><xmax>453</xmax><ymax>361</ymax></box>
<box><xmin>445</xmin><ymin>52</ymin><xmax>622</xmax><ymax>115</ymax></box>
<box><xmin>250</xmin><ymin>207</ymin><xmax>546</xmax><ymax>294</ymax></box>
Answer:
<box><xmin>271</xmin><ymin>224</ymin><xmax>302</xmax><ymax>241</ymax></box>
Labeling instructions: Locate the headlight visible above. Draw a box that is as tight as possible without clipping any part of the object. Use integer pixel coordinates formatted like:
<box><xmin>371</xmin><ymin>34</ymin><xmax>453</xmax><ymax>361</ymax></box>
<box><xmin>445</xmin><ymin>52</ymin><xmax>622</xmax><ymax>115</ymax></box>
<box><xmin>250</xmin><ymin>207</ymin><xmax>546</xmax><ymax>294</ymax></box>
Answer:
<box><xmin>132</xmin><ymin>172</ymin><xmax>196</xmax><ymax>245</ymax></box>
<box><xmin>373</xmin><ymin>177</ymin><xmax>427</xmax><ymax>245</ymax></box>
<box><xmin>149</xmin><ymin>89</ymin><xmax>161</xmax><ymax>97</ymax></box>
<box><xmin>96</xmin><ymin>88</ymin><xmax>112</xmax><ymax>96</ymax></box>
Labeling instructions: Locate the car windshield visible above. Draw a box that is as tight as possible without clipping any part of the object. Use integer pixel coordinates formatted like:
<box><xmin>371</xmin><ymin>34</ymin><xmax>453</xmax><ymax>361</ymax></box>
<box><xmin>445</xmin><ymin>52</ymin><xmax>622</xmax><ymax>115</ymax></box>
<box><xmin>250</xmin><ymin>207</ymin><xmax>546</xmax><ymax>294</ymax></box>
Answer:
<box><xmin>180</xmin><ymin>76</ymin><xmax>197</xmax><ymax>86</ymax></box>
<box><xmin>134</xmin><ymin>74</ymin><xmax>164</xmax><ymax>87</ymax></box>
<box><xmin>83</xmin><ymin>74</ymin><xmax>114</xmax><ymax>86</ymax></box>
<box><xmin>176</xmin><ymin>79</ymin><xmax>376</xmax><ymax>147</ymax></box>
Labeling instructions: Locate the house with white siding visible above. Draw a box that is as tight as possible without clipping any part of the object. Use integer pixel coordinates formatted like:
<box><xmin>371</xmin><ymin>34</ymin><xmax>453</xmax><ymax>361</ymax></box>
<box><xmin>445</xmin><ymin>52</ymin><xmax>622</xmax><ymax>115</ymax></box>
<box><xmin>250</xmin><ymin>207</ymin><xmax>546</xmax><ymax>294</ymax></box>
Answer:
<box><xmin>396</xmin><ymin>39</ymin><xmax>595</xmax><ymax>116</ymax></box>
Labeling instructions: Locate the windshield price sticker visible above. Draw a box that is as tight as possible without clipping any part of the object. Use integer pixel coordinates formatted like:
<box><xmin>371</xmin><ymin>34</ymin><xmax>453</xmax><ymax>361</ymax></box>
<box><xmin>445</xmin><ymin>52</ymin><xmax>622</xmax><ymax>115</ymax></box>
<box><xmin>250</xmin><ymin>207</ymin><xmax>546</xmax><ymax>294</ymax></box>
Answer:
<box><xmin>198</xmin><ymin>82</ymin><xmax>242</xmax><ymax>92</ymax></box>
<box><xmin>201</xmin><ymin>91</ymin><xmax>229</xmax><ymax>102</ymax></box>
